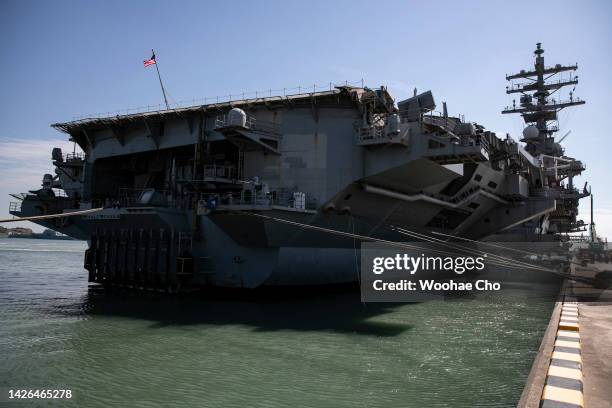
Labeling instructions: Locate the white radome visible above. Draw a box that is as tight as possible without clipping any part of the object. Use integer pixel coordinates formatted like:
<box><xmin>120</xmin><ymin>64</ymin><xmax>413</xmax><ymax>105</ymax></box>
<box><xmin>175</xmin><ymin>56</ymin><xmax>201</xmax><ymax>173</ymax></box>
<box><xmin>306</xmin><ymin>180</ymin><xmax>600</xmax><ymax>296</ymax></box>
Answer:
<box><xmin>522</xmin><ymin>125</ymin><xmax>539</xmax><ymax>139</ymax></box>
<box><xmin>227</xmin><ymin>108</ymin><xmax>247</xmax><ymax>127</ymax></box>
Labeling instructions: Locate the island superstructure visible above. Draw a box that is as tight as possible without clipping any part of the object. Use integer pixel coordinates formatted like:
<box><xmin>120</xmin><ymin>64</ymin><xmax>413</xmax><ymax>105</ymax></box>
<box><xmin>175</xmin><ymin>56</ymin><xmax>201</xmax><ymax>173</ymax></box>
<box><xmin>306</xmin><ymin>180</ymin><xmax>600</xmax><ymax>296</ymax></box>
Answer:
<box><xmin>499</xmin><ymin>42</ymin><xmax>588</xmax><ymax>240</ymax></box>
<box><xmin>8</xmin><ymin>44</ymin><xmax>589</xmax><ymax>290</ymax></box>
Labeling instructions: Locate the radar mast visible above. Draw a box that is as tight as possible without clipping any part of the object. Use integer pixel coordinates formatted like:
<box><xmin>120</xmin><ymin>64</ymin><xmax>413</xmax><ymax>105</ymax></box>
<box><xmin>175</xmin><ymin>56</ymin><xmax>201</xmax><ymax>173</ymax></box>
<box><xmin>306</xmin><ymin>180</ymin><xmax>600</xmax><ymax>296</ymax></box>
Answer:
<box><xmin>503</xmin><ymin>43</ymin><xmax>589</xmax><ymax>235</ymax></box>
<box><xmin>502</xmin><ymin>42</ymin><xmax>584</xmax><ymax>156</ymax></box>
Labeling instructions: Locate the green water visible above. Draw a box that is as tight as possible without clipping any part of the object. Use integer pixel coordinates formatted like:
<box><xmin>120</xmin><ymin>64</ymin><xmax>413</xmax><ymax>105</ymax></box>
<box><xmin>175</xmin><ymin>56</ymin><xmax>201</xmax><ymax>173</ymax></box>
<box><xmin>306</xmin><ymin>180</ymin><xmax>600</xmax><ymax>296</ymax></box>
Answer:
<box><xmin>0</xmin><ymin>238</ymin><xmax>554</xmax><ymax>407</ymax></box>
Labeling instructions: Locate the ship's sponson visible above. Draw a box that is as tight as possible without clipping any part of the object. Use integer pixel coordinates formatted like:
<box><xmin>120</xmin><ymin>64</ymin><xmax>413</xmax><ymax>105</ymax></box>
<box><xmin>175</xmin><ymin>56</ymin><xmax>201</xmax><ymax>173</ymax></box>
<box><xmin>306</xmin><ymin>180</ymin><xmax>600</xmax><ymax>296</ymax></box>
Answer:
<box><xmin>11</xmin><ymin>84</ymin><xmax>560</xmax><ymax>289</ymax></box>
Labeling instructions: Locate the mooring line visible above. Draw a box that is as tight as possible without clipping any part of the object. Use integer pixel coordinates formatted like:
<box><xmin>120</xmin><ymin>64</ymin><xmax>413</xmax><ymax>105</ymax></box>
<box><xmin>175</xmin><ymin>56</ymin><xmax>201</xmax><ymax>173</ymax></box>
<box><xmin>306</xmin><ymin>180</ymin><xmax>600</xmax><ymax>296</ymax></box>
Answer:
<box><xmin>393</xmin><ymin>227</ymin><xmax>558</xmax><ymax>273</ymax></box>
<box><xmin>0</xmin><ymin>207</ymin><xmax>104</xmax><ymax>223</ymax></box>
<box><xmin>241</xmin><ymin>212</ymin><xmax>561</xmax><ymax>274</ymax></box>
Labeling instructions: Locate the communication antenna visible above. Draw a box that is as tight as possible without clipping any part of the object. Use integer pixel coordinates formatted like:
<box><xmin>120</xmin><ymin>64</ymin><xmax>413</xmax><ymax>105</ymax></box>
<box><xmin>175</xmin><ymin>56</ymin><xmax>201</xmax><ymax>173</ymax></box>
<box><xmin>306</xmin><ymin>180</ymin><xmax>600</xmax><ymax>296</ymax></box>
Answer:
<box><xmin>558</xmin><ymin>130</ymin><xmax>572</xmax><ymax>143</ymax></box>
<box><xmin>502</xmin><ymin>42</ymin><xmax>584</xmax><ymax>156</ymax></box>
<box><xmin>590</xmin><ymin>187</ymin><xmax>596</xmax><ymax>242</ymax></box>
<box><xmin>501</xmin><ymin>44</ymin><xmax>588</xmax><ymax>235</ymax></box>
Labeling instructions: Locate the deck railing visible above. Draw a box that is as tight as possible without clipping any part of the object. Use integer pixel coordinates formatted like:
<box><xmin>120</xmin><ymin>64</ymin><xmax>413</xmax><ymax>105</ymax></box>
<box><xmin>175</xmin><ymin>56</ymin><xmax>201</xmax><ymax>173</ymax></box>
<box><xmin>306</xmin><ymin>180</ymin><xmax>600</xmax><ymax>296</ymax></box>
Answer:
<box><xmin>214</xmin><ymin>114</ymin><xmax>282</xmax><ymax>136</ymax></box>
<box><xmin>201</xmin><ymin>189</ymin><xmax>316</xmax><ymax>211</ymax></box>
<box><xmin>64</xmin><ymin>152</ymin><xmax>85</xmax><ymax>161</ymax></box>
<box><xmin>71</xmin><ymin>79</ymin><xmax>366</xmax><ymax>121</ymax></box>
<box><xmin>203</xmin><ymin>165</ymin><xmax>239</xmax><ymax>180</ymax></box>
<box><xmin>110</xmin><ymin>188</ymin><xmax>317</xmax><ymax>211</ymax></box>
<box><xmin>355</xmin><ymin>126</ymin><xmax>386</xmax><ymax>143</ymax></box>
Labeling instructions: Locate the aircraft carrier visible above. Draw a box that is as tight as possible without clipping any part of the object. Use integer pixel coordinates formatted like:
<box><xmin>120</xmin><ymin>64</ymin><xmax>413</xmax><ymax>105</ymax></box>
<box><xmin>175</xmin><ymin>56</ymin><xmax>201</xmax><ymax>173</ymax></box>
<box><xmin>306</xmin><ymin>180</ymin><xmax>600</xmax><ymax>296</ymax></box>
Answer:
<box><xmin>7</xmin><ymin>43</ymin><xmax>589</xmax><ymax>290</ymax></box>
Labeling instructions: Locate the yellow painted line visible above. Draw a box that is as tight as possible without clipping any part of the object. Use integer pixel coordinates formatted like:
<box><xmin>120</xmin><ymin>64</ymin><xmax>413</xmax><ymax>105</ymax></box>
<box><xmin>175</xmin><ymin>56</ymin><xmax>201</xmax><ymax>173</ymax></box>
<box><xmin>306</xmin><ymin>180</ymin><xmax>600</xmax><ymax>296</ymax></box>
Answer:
<box><xmin>557</xmin><ymin>330</ymin><xmax>580</xmax><ymax>339</ymax></box>
<box><xmin>542</xmin><ymin>385</ymin><xmax>584</xmax><ymax>407</ymax></box>
<box><xmin>552</xmin><ymin>351</ymin><xmax>582</xmax><ymax>363</ymax></box>
<box><xmin>547</xmin><ymin>365</ymin><xmax>582</xmax><ymax>381</ymax></box>
<box><xmin>554</xmin><ymin>340</ymin><xmax>581</xmax><ymax>349</ymax></box>
<box><xmin>559</xmin><ymin>321</ymin><xmax>579</xmax><ymax>331</ymax></box>
<box><xmin>538</xmin><ymin>293</ymin><xmax>585</xmax><ymax>407</ymax></box>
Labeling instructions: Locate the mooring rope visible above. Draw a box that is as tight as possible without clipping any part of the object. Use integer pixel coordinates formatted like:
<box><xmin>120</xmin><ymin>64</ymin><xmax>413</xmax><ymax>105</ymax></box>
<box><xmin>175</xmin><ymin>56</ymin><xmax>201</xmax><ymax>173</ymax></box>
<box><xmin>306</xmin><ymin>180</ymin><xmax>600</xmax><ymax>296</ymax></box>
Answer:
<box><xmin>0</xmin><ymin>207</ymin><xmax>104</xmax><ymax>223</ymax></box>
<box><xmin>241</xmin><ymin>211</ymin><xmax>563</xmax><ymax>275</ymax></box>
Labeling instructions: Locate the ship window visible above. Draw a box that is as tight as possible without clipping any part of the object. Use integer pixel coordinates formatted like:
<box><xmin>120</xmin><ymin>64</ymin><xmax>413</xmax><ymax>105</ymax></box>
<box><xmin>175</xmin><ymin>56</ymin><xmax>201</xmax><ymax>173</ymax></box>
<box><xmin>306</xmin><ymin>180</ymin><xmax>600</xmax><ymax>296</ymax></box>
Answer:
<box><xmin>344</xmin><ymin>194</ymin><xmax>352</xmax><ymax>201</ymax></box>
<box><xmin>474</xmin><ymin>174</ymin><xmax>482</xmax><ymax>182</ymax></box>
<box><xmin>487</xmin><ymin>181</ymin><xmax>498</xmax><ymax>189</ymax></box>
<box><xmin>468</xmin><ymin>202</ymin><xmax>480</xmax><ymax>209</ymax></box>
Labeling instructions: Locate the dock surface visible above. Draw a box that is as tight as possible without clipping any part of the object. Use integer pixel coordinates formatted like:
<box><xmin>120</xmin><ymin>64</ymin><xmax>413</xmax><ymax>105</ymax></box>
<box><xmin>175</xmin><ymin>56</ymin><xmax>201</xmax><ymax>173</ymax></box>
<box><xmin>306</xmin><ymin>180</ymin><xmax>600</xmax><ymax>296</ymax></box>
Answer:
<box><xmin>570</xmin><ymin>262</ymin><xmax>612</xmax><ymax>408</ymax></box>
<box><xmin>520</xmin><ymin>261</ymin><xmax>612</xmax><ymax>408</ymax></box>
<box><xmin>579</xmin><ymin>301</ymin><xmax>612</xmax><ymax>407</ymax></box>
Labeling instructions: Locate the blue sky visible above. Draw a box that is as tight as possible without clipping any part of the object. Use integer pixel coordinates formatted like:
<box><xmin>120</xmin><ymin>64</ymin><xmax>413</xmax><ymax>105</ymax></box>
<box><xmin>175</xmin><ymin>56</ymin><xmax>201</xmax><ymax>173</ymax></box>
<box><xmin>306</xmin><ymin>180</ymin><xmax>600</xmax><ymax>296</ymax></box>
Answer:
<box><xmin>1</xmin><ymin>0</ymin><xmax>610</xmax><ymax>238</ymax></box>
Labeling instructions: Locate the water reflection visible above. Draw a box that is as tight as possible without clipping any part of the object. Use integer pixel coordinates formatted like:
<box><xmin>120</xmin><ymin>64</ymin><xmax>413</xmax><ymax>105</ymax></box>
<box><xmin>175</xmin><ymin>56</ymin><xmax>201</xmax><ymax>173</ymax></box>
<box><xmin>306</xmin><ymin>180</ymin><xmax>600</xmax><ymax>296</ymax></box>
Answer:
<box><xmin>53</xmin><ymin>285</ymin><xmax>413</xmax><ymax>336</ymax></box>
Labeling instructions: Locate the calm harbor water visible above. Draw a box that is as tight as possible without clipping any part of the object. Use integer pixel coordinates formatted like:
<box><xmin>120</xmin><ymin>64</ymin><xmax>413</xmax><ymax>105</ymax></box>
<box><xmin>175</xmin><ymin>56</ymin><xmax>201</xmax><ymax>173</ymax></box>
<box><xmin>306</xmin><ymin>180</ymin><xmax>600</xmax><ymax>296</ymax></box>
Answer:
<box><xmin>0</xmin><ymin>238</ymin><xmax>554</xmax><ymax>407</ymax></box>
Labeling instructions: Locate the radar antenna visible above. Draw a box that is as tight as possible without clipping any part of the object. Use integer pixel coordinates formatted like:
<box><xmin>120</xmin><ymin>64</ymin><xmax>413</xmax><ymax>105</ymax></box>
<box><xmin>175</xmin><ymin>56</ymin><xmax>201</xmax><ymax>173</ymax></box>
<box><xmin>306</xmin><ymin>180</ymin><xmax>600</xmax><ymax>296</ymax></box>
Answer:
<box><xmin>502</xmin><ymin>42</ymin><xmax>585</xmax><ymax>156</ymax></box>
<box><xmin>502</xmin><ymin>44</ymin><xmax>589</xmax><ymax>236</ymax></box>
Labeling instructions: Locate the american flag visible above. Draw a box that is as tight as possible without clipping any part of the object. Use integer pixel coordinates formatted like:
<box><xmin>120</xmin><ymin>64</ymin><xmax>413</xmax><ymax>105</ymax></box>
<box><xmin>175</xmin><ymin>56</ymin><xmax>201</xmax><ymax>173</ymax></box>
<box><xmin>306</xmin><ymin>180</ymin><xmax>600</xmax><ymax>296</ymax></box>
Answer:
<box><xmin>143</xmin><ymin>52</ymin><xmax>156</xmax><ymax>68</ymax></box>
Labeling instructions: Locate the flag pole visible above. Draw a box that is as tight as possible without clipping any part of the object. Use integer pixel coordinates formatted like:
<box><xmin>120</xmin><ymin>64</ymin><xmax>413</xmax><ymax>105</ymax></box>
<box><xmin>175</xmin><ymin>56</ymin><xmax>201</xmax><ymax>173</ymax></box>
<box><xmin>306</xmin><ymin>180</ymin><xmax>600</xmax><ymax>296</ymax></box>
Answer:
<box><xmin>152</xmin><ymin>49</ymin><xmax>170</xmax><ymax>110</ymax></box>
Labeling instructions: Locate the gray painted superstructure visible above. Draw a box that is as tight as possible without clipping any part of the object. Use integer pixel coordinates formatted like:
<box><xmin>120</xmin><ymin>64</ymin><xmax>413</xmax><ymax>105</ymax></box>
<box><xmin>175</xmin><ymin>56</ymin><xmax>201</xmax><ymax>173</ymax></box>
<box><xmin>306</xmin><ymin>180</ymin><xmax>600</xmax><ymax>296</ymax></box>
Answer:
<box><xmin>9</xmin><ymin>44</ymin><xmax>588</xmax><ymax>290</ymax></box>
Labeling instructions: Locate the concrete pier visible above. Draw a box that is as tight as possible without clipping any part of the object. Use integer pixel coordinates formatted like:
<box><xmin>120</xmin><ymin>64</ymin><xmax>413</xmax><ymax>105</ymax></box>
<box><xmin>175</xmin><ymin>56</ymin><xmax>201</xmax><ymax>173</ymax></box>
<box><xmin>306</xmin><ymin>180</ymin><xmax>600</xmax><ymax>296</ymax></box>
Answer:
<box><xmin>579</xmin><ymin>302</ymin><xmax>612</xmax><ymax>407</ymax></box>
<box><xmin>519</xmin><ymin>261</ymin><xmax>612</xmax><ymax>408</ymax></box>
<box><xmin>567</xmin><ymin>262</ymin><xmax>612</xmax><ymax>408</ymax></box>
